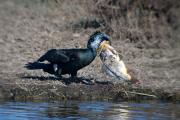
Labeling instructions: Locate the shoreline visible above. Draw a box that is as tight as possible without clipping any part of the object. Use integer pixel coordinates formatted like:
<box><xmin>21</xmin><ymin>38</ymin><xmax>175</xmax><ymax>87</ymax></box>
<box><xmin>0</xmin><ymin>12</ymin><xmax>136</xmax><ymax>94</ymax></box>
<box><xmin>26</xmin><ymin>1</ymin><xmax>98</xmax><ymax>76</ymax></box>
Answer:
<box><xmin>0</xmin><ymin>79</ymin><xmax>179</xmax><ymax>102</ymax></box>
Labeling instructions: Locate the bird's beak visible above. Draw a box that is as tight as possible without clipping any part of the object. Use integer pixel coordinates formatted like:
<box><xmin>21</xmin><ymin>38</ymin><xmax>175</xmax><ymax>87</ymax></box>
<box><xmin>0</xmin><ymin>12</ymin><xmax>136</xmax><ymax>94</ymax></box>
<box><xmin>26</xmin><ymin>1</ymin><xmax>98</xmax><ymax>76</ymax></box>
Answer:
<box><xmin>97</xmin><ymin>41</ymin><xmax>110</xmax><ymax>53</ymax></box>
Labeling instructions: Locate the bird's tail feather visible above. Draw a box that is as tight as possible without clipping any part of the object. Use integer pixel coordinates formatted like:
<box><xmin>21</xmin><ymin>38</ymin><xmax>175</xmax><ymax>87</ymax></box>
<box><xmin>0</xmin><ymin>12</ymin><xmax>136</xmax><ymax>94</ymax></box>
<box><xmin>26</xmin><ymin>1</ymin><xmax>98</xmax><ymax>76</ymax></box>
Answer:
<box><xmin>25</xmin><ymin>62</ymin><xmax>55</xmax><ymax>75</ymax></box>
<box><xmin>25</xmin><ymin>62</ymin><xmax>49</xmax><ymax>70</ymax></box>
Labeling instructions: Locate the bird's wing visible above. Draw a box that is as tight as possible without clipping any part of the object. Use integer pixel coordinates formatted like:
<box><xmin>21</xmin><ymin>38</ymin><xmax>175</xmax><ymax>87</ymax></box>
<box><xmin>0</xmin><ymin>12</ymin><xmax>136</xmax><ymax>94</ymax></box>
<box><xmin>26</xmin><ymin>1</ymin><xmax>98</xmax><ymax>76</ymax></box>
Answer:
<box><xmin>37</xmin><ymin>49</ymin><xmax>70</xmax><ymax>63</ymax></box>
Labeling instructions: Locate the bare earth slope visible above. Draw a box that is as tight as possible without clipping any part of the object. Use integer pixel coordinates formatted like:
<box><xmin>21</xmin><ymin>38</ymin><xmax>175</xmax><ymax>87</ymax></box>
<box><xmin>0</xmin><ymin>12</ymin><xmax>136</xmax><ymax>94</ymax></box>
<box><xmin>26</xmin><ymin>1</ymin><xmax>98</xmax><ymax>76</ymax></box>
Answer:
<box><xmin>0</xmin><ymin>0</ymin><xmax>179</xmax><ymax>101</ymax></box>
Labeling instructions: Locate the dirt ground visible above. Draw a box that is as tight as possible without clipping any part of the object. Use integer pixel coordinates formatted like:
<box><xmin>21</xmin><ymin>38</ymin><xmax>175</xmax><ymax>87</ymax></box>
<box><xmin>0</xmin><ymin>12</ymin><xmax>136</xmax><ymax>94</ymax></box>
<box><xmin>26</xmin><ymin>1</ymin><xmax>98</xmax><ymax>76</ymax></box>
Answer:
<box><xmin>0</xmin><ymin>0</ymin><xmax>180</xmax><ymax>101</ymax></box>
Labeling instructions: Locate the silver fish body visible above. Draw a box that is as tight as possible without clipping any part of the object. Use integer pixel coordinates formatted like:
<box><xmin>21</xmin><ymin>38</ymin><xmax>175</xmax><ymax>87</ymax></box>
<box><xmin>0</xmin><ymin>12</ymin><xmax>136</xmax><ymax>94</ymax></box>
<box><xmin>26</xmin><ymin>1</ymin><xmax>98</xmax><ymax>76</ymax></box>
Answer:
<box><xmin>100</xmin><ymin>45</ymin><xmax>131</xmax><ymax>81</ymax></box>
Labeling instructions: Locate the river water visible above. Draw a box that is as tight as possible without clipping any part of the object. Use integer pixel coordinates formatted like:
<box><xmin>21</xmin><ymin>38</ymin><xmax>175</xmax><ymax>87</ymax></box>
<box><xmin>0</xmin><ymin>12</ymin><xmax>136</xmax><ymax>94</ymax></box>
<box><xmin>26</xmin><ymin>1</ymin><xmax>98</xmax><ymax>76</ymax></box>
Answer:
<box><xmin>0</xmin><ymin>100</ymin><xmax>179</xmax><ymax>120</ymax></box>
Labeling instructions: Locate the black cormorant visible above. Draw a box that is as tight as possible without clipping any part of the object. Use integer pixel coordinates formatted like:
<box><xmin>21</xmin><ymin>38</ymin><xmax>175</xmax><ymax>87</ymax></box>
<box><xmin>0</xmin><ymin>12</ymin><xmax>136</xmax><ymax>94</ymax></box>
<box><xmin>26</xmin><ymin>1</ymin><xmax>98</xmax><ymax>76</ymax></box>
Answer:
<box><xmin>25</xmin><ymin>31</ymin><xmax>110</xmax><ymax>79</ymax></box>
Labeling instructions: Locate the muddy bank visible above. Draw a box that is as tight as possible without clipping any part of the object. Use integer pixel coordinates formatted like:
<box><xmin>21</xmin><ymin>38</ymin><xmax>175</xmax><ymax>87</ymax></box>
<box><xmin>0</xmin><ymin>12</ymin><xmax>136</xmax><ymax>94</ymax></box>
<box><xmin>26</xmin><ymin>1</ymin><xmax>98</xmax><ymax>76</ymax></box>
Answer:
<box><xmin>0</xmin><ymin>75</ymin><xmax>179</xmax><ymax>102</ymax></box>
<box><xmin>0</xmin><ymin>0</ymin><xmax>180</xmax><ymax>102</ymax></box>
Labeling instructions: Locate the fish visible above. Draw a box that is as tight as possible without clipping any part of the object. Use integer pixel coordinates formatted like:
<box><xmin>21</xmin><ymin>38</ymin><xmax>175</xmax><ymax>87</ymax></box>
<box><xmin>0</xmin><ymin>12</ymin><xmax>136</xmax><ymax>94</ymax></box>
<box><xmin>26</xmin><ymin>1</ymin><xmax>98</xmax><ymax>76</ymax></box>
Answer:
<box><xmin>99</xmin><ymin>44</ymin><xmax>131</xmax><ymax>81</ymax></box>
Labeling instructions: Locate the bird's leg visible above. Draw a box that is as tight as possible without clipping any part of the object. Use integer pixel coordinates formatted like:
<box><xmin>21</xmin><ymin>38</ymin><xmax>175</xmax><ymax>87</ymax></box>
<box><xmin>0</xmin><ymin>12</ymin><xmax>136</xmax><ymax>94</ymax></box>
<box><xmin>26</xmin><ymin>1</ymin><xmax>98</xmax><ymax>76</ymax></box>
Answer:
<box><xmin>70</xmin><ymin>72</ymin><xmax>78</xmax><ymax>82</ymax></box>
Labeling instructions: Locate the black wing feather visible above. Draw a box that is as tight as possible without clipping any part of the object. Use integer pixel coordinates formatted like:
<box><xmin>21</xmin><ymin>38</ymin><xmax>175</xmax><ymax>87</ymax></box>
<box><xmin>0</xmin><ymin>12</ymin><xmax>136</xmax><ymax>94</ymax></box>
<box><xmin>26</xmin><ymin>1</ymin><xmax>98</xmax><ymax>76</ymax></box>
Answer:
<box><xmin>37</xmin><ymin>49</ymin><xmax>70</xmax><ymax>63</ymax></box>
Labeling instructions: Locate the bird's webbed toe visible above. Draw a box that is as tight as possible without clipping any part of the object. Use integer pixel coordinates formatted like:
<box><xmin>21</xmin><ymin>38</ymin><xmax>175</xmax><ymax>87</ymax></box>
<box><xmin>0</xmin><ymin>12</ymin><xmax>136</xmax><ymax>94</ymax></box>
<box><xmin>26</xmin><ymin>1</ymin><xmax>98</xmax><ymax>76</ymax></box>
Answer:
<box><xmin>70</xmin><ymin>75</ymin><xmax>78</xmax><ymax>82</ymax></box>
<box><xmin>70</xmin><ymin>76</ymin><xmax>94</xmax><ymax>85</ymax></box>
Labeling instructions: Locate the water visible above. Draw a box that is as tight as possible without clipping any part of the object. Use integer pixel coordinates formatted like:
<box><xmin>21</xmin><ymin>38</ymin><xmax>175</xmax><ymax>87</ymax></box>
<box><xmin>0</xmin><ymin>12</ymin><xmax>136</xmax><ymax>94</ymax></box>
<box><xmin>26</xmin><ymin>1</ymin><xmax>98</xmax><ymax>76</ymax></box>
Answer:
<box><xmin>0</xmin><ymin>100</ymin><xmax>179</xmax><ymax>120</ymax></box>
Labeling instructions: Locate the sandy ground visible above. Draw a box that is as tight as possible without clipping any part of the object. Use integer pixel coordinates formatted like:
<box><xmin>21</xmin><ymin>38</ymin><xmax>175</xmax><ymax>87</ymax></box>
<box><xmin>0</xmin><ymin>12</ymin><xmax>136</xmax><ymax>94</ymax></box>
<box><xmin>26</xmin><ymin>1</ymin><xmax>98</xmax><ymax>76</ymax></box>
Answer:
<box><xmin>0</xmin><ymin>0</ymin><xmax>180</xmax><ymax>101</ymax></box>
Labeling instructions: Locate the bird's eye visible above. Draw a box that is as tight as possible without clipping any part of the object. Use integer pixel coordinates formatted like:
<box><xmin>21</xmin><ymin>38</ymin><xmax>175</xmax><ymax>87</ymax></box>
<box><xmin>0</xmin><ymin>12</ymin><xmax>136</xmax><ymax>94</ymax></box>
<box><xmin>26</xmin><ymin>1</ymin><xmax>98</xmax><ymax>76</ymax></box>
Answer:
<box><xmin>102</xmin><ymin>36</ymin><xmax>109</xmax><ymax>41</ymax></box>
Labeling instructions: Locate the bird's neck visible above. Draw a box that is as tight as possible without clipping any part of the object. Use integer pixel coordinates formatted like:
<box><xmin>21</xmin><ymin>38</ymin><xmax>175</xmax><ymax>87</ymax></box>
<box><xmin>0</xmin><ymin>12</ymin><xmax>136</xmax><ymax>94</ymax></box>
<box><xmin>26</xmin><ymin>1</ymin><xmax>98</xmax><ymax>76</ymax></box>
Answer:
<box><xmin>79</xmin><ymin>47</ymin><xmax>96</xmax><ymax>66</ymax></box>
<box><xmin>89</xmin><ymin>47</ymin><xmax>97</xmax><ymax>57</ymax></box>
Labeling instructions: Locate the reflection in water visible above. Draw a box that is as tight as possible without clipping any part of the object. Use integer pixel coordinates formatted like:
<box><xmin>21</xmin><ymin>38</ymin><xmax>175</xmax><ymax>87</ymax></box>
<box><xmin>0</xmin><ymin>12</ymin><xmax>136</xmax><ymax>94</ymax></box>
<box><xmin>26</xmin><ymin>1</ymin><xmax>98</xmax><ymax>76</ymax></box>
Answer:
<box><xmin>0</xmin><ymin>100</ymin><xmax>179</xmax><ymax>120</ymax></box>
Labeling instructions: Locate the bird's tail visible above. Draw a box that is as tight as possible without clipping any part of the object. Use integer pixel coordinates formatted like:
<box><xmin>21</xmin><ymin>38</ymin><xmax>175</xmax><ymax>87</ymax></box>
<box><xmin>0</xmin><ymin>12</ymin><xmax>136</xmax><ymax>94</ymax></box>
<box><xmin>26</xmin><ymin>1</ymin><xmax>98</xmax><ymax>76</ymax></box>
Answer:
<box><xmin>25</xmin><ymin>62</ymin><xmax>55</xmax><ymax>75</ymax></box>
<box><xmin>25</xmin><ymin>62</ymin><xmax>49</xmax><ymax>70</ymax></box>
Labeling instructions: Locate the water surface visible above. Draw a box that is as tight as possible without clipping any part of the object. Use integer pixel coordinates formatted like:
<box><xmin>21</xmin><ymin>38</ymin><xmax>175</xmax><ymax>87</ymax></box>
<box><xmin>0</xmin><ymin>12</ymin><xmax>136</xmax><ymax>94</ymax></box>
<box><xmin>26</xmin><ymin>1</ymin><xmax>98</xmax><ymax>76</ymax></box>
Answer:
<box><xmin>0</xmin><ymin>100</ymin><xmax>179</xmax><ymax>120</ymax></box>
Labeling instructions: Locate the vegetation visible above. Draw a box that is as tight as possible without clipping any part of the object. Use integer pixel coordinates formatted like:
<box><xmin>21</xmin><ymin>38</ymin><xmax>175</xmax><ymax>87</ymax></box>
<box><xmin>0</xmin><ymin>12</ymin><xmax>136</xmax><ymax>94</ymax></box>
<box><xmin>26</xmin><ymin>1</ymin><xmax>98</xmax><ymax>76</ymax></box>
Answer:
<box><xmin>0</xmin><ymin>0</ymin><xmax>179</xmax><ymax>101</ymax></box>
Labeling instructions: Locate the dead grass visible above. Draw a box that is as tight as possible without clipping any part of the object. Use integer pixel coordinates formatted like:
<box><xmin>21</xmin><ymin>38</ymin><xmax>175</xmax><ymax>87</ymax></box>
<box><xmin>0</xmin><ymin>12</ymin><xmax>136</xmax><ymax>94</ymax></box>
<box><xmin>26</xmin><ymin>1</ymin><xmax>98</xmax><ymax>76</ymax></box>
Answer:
<box><xmin>0</xmin><ymin>0</ymin><xmax>179</xmax><ymax>100</ymax></box>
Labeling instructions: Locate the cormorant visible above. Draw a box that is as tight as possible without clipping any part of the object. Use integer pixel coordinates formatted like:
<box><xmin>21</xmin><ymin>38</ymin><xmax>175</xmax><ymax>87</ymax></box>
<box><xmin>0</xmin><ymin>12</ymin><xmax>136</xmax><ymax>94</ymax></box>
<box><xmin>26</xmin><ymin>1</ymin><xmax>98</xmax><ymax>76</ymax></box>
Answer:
<box><xmin>25</xmin><ymin>32</ymin><xmax>110</xmax><ymax>79</ymax></box>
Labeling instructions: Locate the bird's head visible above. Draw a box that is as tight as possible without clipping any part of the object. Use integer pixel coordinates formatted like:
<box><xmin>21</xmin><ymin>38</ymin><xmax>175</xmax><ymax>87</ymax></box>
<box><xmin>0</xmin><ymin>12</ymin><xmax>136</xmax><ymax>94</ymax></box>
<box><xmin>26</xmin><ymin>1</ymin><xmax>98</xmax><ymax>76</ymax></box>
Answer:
<box><xmin>87</xmin><ymin>31</ymin><xmax>111</xmax><ymax>53</ymax></box>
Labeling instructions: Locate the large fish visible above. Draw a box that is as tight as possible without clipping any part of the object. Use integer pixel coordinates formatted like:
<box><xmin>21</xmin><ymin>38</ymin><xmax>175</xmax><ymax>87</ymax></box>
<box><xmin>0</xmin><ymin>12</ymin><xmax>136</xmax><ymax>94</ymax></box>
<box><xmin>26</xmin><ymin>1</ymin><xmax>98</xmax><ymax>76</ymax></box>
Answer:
<box><xmin>99</xmin><ymin>44</ymin><xmax>131</xmax><ymax>81</ymax></box>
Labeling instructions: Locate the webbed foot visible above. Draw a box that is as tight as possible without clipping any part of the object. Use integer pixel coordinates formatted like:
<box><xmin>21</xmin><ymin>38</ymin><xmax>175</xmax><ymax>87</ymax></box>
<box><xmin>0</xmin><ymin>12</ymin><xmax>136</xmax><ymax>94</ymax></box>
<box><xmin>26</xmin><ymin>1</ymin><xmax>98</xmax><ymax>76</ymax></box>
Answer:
<box><xmin>70</xmin><ymin>76</ymin><xmax>94</xmax><ymax>85</ymax></box>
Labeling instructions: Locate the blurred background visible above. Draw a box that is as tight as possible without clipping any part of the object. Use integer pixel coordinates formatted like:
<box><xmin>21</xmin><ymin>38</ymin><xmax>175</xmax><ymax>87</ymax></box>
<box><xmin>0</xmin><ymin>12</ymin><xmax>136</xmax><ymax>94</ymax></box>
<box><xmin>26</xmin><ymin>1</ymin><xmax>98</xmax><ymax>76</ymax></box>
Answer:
<box><xmin>0</xmin><ymin>0</ymin><xmax>180</xmax><ymax>92</ymax></box>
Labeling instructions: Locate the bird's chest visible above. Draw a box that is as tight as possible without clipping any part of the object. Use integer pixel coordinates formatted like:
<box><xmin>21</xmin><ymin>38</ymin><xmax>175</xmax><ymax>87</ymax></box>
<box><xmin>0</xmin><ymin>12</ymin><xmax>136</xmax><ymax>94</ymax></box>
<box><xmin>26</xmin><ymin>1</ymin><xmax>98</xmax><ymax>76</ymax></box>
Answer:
<box><xmin>74</xmin><ymin>54</ymin><xmax>94</xmax><ymax>68</ymax></box>
<box><xmin>63</xmin><ymin>52</ymin><xmax>94</xmax><ymax>70</ymax></box>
